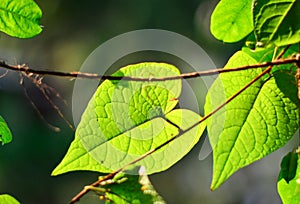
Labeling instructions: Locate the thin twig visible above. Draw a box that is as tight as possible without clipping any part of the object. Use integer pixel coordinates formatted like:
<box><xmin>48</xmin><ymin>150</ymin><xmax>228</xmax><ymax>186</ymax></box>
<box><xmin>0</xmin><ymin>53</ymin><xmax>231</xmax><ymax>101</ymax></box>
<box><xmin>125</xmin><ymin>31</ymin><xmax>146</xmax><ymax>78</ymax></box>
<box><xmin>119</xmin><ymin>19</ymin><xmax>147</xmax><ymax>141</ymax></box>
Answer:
<box><xmin>0</xmin><ymin>70</ymin><xmax>8</xmax><ymax>78</ymax></box>
<box><xmin>0</xmin><ymin>56</ymin><xmax>299</xmax><ymax>81</ymax></box>
<box><xmin>69</xmin><ymin>48</ymin><xmax>292</xmax><ymax>204</ymax></box>
<box><xmin>19</xmin><ymin>73</ymin><xmax>61</xmax><ymax>132</ymax></box>
<box><xmin>22</xmin><ymin>72</ymin><xmax>75</xmax><ymax>130</ymax></box>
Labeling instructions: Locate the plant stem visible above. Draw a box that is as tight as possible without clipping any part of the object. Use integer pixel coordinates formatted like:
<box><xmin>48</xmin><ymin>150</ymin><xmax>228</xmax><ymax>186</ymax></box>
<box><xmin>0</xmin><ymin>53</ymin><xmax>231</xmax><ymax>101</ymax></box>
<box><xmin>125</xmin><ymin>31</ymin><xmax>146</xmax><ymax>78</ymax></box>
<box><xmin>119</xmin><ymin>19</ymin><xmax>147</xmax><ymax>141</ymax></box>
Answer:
<box><xmin>0</xmin><ymin>57</ymin><xmax>299</xmax><ymax>81</ymax></box>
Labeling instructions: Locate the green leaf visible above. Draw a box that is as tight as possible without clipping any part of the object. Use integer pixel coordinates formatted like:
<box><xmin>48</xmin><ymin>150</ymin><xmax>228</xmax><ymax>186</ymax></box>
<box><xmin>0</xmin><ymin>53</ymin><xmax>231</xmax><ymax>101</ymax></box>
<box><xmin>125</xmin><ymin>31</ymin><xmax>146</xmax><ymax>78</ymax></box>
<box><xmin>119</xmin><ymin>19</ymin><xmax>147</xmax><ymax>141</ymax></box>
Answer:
<box><xmin>204</xmin><ymin>50</ymin><xmax>299</xmax><ymax>190</ymax></box>
<box><xmin>278</xmin><ymin>153</ymin><xmax>300</xmax><ymax>204</ymax></box>
<box><xmin>0</xmin><ymin>0</ymin><xmax>42</xmax><ymax>38</ymax></box>
<box><xmin>279</xmin><ymin>151</ymin><xmax>298</xmax><ymax>184</ymax></box>
<box><xmin>94</xmin><ymin>166</ymin><xmax>166</xmax><ymax>204</ymax></box>
<box><xmin>210</xmin><ymin>0</ymin><xmax>253</xmax><ymax>42</ymax></box>
<box><xmin>253</xmin><ymin>0</ymin><xmax>300</xmax><ymax>47</ymax></box>
<box><xmin>52</xmin><ymin>136</ymin><xmax>111</xmax><ymax>175</ymax></box>
<box><xmin>54</xmin><ymin>62</ymin><xmax>205</xmax><ymax>175</ymax></box>
<box><xmin>0</xmin><ymin>116</ymin><xmax>12</xmax><ymax>145</ymax></box>
<box><xmin>0</xmin><ymin>194</ymin><xmax>20</xmax><ymax>204</ymax></box>
<box><xmin>242</xmin><ymin>44</ymin><xmax>299</xmax><ymax>69</ymax></box>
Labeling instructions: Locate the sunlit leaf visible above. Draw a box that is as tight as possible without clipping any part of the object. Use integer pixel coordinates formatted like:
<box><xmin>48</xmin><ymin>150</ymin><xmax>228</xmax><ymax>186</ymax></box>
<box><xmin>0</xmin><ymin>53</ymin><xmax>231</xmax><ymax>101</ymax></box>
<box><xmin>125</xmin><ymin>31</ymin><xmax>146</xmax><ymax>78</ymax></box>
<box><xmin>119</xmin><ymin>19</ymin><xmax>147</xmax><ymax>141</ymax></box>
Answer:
<box><xmin>210</xmin><ymin>0</ymin><xmax>253</xmax><ymax>42</ymax></box>
<box><xmin>53</xmin><ymin>62</ymin><xmax>205</xmax><ymax>175</ymax></box>
<box><xmin>253</xmin><ymin>0</ymin><xmax>300</xmax><ymax>47</ymax></box>
<box><xmin>51</xmin><ymin>136</ymin><xmax>110</xmax><ymax>175</ymax></box>
<box><xmin>0</xmin><ymin>116</ymin><xmax>12</xmax><ymax>145</ymax></box>
<box><xmin>205</xmin><ymin>49</ymin><xmax>299</xmax><ymax>190</ymax></box>
<box><xmin>0</xmin><ymin>194</ymin><xmax>20</xmax><ymax>204</ymax></box>
<box><xmin>0</xmin><ymin>0</ymin><xmax>42</xmax><ymax>38</ymax></box>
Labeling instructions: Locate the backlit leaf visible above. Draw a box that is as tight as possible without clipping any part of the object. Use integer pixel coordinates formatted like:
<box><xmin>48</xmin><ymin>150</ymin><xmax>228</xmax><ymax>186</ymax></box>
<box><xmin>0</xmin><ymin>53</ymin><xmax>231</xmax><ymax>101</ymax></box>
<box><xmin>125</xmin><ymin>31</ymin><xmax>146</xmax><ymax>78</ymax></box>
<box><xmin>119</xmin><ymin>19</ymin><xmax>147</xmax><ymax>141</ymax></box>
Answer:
<box><xmin>0</xmin><ymin>116</ymin><xmax>12</xmax><ymax>145</ymax></box>
<box><xmin>53</xmin><ymin>62</ymin><xmax>205</xmax><ymax>175</ymax></box>
<box><xmin>210</xmin><ymin>0</ymin><xmax>253</xmax><ymax>42</ymax></box>
<box><xmin>0</xmin><ymin>0</ymin><xmax>42</xmax><ymax>38</ymax></box>
<box><xmin>0</xmin><ymin>194</ymin><xmax>20</xmax><ymax>204</ymax></box>
<box><xmin>253</xmin><ymin>0</ymin><xmax>300</xmax><ymax>47</ymax></box>
<box><xmin>205</xmin><ymin>49</ymin><xmax>299</xmax><ymax>190</ymax></box>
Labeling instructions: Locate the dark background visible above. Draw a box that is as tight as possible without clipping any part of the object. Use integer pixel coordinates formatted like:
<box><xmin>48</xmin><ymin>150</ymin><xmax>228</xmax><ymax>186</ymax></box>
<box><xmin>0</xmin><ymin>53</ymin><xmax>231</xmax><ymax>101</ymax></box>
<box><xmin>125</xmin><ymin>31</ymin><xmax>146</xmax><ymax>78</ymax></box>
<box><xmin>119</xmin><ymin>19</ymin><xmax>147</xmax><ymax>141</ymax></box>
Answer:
<box><xmin>0</xmin><ymin>0</ymin><xmax>297</xmax><ymax>203</ymax></box>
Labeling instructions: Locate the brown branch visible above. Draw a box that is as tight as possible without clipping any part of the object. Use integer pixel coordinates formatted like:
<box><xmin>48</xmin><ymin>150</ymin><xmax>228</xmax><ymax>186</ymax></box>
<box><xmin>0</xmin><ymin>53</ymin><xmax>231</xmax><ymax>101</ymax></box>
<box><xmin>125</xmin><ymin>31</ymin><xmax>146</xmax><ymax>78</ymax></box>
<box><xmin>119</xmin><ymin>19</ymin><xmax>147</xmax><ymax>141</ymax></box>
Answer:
<box><xmin>0</xmin><ymin>55</ymin><xmax>299</xmax><ymax>81</ymax></box>
<box><xmin>69</xmin><ymin>49</ymin><xmax>290</xmax><ymax>203</ymax></box>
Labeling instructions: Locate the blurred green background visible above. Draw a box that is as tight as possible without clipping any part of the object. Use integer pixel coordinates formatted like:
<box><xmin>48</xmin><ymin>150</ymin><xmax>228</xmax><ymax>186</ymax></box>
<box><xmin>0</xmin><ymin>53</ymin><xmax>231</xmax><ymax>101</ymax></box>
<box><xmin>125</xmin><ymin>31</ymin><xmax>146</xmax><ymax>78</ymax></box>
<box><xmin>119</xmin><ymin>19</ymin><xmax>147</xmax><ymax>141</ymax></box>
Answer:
<box><xmin>0</xmin><ymin>0</ymin><xmax>298</xmax><ymax>203</ymax></box>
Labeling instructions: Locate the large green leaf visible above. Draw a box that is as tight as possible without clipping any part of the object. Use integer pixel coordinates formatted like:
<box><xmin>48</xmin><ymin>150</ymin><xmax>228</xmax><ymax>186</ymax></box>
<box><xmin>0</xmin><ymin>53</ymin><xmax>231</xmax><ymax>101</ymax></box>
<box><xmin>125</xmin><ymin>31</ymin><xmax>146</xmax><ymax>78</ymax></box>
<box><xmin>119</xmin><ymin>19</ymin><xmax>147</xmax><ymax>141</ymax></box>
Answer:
<box><xmin>210</xmin><ymin>0</ymin><xmax>253</xmax><ymax>42</ymax></box>
<box><xmin>0</xmin><ymin>194</ymin><xmax>20</xmax><ymax>204</ymax></box>
<box><xmin>92</xmin><ymin>166</ymin><xmax>165</xmax><ymax>204</ymax></box>
<box><xmin>205</xmin><ymin>50</ymin><xmax>299</xmax><ymax>190</ymax></box>
<box><xmin>253</xmin><ymin>0</ymin><xmax>300</xmax><ymax>47</ymax></box>
<box><xmin>0</xmin><ymin>116</ymin><xmax>12</xmax><ymax>145</ymax></box>
<box><xmin>53</xmin><ymin>62</ymin><xmax>205</xmax><ymax>175</ymax></box>
<box><xmin>278</xmin><ymin>152</ymin><xmax>300</xmax><ymax>204</ymax></box>
<box><xmin>0</xmin><ymin>0</ymin><xmax>42</xmax><ymax>38</ymax></box>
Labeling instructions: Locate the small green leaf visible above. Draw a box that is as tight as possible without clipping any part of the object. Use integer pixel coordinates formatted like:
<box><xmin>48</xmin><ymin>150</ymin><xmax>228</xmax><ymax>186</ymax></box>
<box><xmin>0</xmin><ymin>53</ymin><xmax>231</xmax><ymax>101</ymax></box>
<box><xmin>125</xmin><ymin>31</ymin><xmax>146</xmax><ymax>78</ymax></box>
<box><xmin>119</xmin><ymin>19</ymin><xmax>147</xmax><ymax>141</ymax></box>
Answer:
<box><xmin>0</xmin><ymin>0</ymin><xmax>42</xmax><ymax>38</ymax></box>
<box><xmin>278</xmin><ymin>153</ymin><xmax>300</xmax><ymax>204</ymax></box>
<box><xmin>242</xmin><ymin>44</ymin><xmax>299</xmax><ymax>68</ymax></box>
<box><xmin>54</xmin><ymin>63</ymin><xmax>205</xmax><ymax>175</ymax></box>
<box><xmin>210</xmin><ymin>0</ymin><xmax>253</xmax><ymax>42</ymax></box>
<box><xmin>94</xmin><ymin>166</ymin><xmax>165</xmax><ymax>204</ymax></box>
<box><xmin>279</xmin><ymin>151</ymin><xmax>298</xmax><ymax>184</ymax></box>
<box><xmin>0</xmin><ymin>116</ymin><xmax>12</xmax><ymax>145</ymax></box>
<box><xmin>253</xmin><ymin>0</ymin><xmax>300</xmax><ymax>47</ymax></box>
<box><xmin>0</xmin><ymin>194</ymin><xmax>20</xmax><ymax>204</ymax></box>
<box><xmin>205</xmin><ymin>50</ymin><xmax>299</xmax><ymax>190</ymax></box>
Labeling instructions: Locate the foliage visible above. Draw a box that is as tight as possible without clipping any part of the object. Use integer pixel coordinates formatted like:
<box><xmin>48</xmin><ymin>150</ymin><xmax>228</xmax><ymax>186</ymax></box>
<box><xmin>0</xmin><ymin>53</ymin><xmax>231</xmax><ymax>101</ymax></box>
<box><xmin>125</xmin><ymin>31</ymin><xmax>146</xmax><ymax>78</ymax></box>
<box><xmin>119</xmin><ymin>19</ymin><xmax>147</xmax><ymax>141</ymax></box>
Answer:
<box><xmin>0</xmin><ymin>116</ymin><xmax>12</xmax><ymax>145</ymax></box>
<box><xmin>278</xmin><ymin>150</ymin><xmax>300</xmax><ymax>204</ymax></box>
<box><xmin>210</xmin><ymin>0</ymin><xmax>253</xmax><ymax>42</ymax></box>
<box><xmin>89</xmin><ymin>166</ymin><xmax>165</xmax><ymax>204</ymax></box>
<box><xmin>209</xmin><ymin>0</ymin><xmax>300</xmax><ymax>202</ymax></box>
<box><xmin>0</xmin><ymin>0</ymin><xmax>42</xmax><ymax>38</ymax></box>
<box><xmin>0</xmin><ymin>194</ymin><xmax>20</xmax><ymax>204</ymax></box>
<box><xmin>0</xmin><ymin>0</ymin><xmax>43</xmax><ymax>203</ymax></box>
<box><xmin>54</xmin><ymin>63</ymin><xmax>206</xmax><ymax>175</ymax></box>
<box><xmin>1</xmin><ymin>0</ymin><xmax>300</xmax><ymax>203</ymax></box>
<box><xmin>0</xmin><ymin>0</ymin><xmax>43</xmax><ymax>142</ymax></box>
<box><xmin>253</xmin><ymin>0</ymin><xmax>300</xmax><ymax>47</ymax></box>
<box><xmin>205</xmin><ymin>48</ymin><xmax>299</xmax><ymax>189</ymax></box>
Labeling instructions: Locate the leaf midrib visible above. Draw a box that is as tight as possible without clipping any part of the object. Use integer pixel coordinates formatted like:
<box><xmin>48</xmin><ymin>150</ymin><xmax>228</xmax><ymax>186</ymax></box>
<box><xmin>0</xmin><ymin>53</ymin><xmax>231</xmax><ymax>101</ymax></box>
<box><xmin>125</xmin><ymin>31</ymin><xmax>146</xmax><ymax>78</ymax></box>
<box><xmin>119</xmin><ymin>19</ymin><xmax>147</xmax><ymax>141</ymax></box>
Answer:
<box><xmin>216</xmin><ymin>75</ymin><xmax>270</xmax><ymax>186</ymax></box>
<box><xmin>268</xmin><ymin>1</ymin><xmax>296</xmax><ymax>43</ymax></box>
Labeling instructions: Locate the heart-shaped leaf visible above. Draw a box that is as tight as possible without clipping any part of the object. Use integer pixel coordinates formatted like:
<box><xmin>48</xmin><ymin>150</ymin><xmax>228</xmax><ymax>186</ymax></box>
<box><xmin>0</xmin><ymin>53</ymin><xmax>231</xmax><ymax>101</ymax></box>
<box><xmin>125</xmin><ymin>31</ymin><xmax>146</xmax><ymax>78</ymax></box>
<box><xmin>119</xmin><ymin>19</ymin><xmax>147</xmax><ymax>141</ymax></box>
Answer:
<box><xmin>205</xmin><ymin>50</ymin><xmax>299</xmax><ymax>190</ymax></box>
<box><xmin>53</xmin><ymin>62</ymin><xmax>205</xmax><ymax>175</ymax></box>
